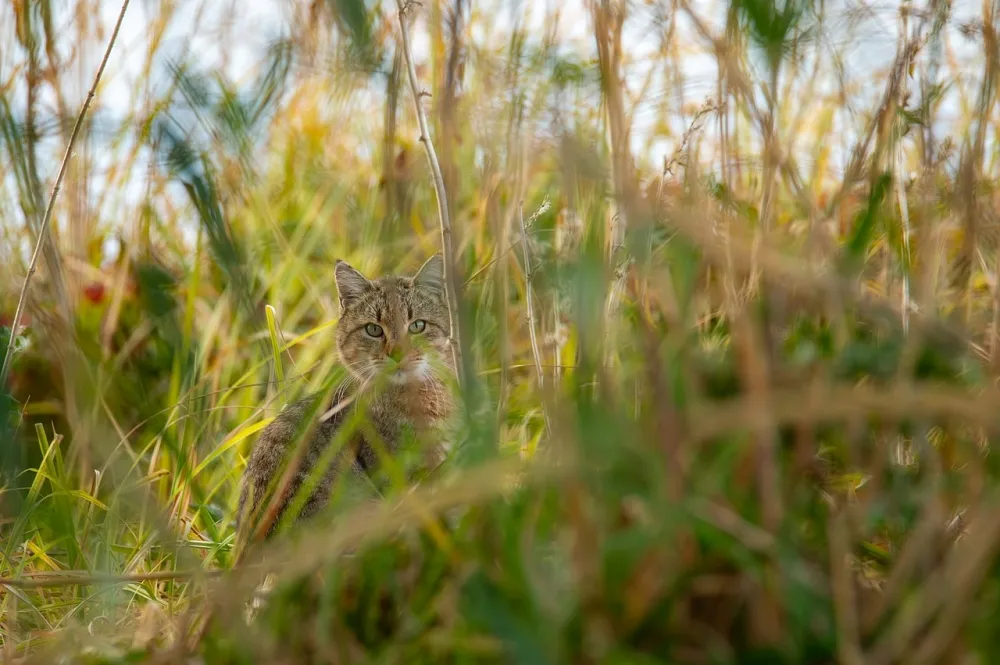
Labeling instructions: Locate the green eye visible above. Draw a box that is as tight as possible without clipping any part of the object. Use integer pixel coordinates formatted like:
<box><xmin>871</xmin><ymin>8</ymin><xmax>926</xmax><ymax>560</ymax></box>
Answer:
<box><xmin>364</xmin><ymin>323</ymin><xmax>384</xmax><ymax>337</ymax></box>
<box><xmin>408</xmin><ymin>320</ymin><xmax>426</xmax><ymax>334</ymax></box>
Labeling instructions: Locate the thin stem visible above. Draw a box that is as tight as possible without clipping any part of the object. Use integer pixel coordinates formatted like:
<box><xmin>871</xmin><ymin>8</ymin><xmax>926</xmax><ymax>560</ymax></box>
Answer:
<box><xmin>828</xmin><ymin>508</ymin><xmax>864</xmax><ymax>665</ymax></box>
<box><xmin>518</xmin><ymin>202</ymin><xmax>546</xmax><ymax>390</ymax></box>
<box><xmin>0</xmin><ymin>568</ymin><xmax>231</xmax><ymax>590</ymax></box>
<box><xmin>517</xmin><ymin>200</ymin><xmax>552</xmax><ymax>438</ymax></box>
<box><xmin>592</xmin><ymin>0</ymin><xmax>632</xmax><ymax>374</ymax></box>
<box><xmin>895</xmin><ymin>7</ymin><xmax>914</xmax><ymax>334</ymax></box>
<box><xmin>394</xmin><ymin>0</ymin><xmax>465</xmax><ymax>385</ymax></box>
<box><xmin>0</xmin><ymin>0</ymin><xmax>132</xmax><ymax>390</ymax></box>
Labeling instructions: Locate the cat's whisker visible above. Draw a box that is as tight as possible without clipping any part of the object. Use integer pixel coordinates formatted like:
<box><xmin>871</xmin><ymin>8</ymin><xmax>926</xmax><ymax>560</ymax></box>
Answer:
<box><xmin>423</xmin><ymin>362</ymin><xmax>446</xmax><ymax>381</ymax></box>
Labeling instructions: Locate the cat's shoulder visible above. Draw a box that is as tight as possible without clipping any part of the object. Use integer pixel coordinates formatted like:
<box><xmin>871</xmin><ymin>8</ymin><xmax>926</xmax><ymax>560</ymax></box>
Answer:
<box><xmin>256</xmin><ymin>382</ymin><xmax>355</xmax><ymax>443</ymax></box>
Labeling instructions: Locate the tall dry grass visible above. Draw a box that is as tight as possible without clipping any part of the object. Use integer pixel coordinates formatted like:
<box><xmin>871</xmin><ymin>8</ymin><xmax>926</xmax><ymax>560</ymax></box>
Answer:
<box><xmin>2</xmin><ymin>0</ymin><xmax>1000</xmax><ymax>663</ymax></box>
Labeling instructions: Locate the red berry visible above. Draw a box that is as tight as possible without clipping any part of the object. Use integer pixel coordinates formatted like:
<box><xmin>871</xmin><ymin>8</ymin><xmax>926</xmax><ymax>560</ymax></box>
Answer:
<box><xmin>83</xmin><ymin>282</ymin><xmax>106</xmax><ymax>304</ymax></box>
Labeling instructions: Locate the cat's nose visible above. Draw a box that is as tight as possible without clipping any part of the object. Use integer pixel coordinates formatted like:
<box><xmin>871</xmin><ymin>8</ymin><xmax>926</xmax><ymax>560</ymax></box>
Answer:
<box><xmin>386</xmin><ymin>337</ymin><xmax>410</xmax><ymax>362</ymax></box>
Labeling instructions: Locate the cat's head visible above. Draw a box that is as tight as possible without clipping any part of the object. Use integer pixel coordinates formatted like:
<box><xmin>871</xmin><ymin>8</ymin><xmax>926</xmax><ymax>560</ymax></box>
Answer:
<box><xmin>334</xmin><ymin>254</ymin><xmax>452</xmax><ymax>386</ymax></box>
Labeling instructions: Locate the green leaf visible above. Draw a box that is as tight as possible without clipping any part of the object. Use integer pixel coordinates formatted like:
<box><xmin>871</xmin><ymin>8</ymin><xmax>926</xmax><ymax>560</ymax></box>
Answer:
<box><xmin>843</xmin><ymin>172</ymin><xmax>892</xmax><ymax>273</ymax></box>
<box><xmin>265</xmin><ymin>305</ymin><xmax>284</xmax><ymax>383</ymax></box>
<box><xmin>732</xmin><ymin>0</ymin><xmax>809</xmax><ymax>67</ymax></box>
<box><xmin>460</xmin><ymin>570</ymin><xmax>554</xmax><ymax>665</ymax></box>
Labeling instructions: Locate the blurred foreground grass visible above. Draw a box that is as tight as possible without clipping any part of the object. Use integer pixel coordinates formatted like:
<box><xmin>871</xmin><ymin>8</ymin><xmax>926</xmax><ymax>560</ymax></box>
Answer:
<box><xmin>3</xmin><ymin>0</ymin><xmax>1000</xmax><ymax>663</ymax></box>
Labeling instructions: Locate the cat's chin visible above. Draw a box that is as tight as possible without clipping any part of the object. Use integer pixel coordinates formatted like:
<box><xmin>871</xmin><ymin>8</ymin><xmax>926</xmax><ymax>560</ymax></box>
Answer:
<box><xmin>388</xmin><ymin>372</ymin><xmax>414</xmax><ymax>386</ymax></box>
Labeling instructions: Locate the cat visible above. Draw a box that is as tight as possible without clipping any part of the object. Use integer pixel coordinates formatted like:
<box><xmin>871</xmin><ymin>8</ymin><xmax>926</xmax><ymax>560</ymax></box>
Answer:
<box><xmin>235</xmin><ymin>254</ymin><xmax>456</xmax><ymax>541</ymax></box>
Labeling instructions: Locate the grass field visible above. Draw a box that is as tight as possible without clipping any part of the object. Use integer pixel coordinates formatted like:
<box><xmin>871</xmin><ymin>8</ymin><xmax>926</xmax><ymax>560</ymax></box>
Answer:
<box><xmin>3</xmin><ymin>0</ymin><xmax>1000</xmax><ymax>663</ymax></box>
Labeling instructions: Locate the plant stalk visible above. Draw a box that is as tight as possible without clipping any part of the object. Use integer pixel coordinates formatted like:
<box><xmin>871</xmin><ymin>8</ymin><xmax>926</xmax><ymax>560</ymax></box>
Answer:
<box><xmin>394</xmin><ymin>0</ymin><xmax>466</xmax><ymax>386</ymax></box>
<box><xmin>0</xmin><ymin>0</ymin><xmax>132</xmax><ymax>390</ymax></box>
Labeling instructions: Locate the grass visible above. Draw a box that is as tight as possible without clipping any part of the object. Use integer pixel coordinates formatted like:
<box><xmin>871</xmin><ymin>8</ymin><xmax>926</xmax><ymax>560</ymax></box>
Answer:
<box><xmin>2</xmin><ymin>0</ymin><xmax>1000</xmax><ymax>662</ymax></box>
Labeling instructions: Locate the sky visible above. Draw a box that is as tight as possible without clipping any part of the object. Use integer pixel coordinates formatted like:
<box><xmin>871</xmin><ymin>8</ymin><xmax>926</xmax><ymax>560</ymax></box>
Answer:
<box><xmin>0</xmin><ymin>0</ymin><xmax>991</xmax><ymax>262</ymax></box>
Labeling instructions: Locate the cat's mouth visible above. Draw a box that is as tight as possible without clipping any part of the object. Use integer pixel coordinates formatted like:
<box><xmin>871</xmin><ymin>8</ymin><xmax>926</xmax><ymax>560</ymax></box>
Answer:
<box><xmin>386</xmin><ymin>357</ymin><xmax>429</xmax><ymax>385</ymax></box>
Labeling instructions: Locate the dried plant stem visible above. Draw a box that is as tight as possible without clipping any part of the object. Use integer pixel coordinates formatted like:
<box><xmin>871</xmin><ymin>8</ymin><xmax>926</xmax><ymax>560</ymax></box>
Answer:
<box><xmin>895</xmin><ymin>158</ymin><xmax>913</xmax><ymax>332</ymax></box>
<box><xmin>518</xmin><ymin>200</ymin><xmax>552</xmax><ymax>437</ymax></box>
<box><xmin>665</xmin><ymin>195</ymin><xmax>974</xmax><ymax>350</ymax></box>
<box><xmin>0</xmin><ymin>0</ymin><xmax>131</xmax><ymax>390</ymax></box>
<box><xmin>680</xmin><ymin>0</ymin><xmax>929</xmax><ymax>246</ymax></box>
<box><xmin>230</xmin><ymin>455</ymin><xmax>566</xmax><ymax>604</ymax></box>
<box><xmin>394</xmin><ymin>0</ymin><xmax>465</xmax><ymax>384</ymax></box>
<box><xmin>869</xmin><ymin>494</ymin><xmax>1000</xmax><ymax>665</ymax></box>
<box><xmin>552</xmin><ymin>218</ymin><xmax>564</xmax><ymax>382</ymax></box>
<box><xmin>592</xmin><ymin>0</ymin><xmax>632</xmax><ymax>365</ymax></box>
<box><xmin>717</xmin><ymin>20</ymin><xmax>738</xmax><ymax>309</ymax></box>
<box><xmin>591</xmin><ymin>0</ymin><xmax>629</xmax><ymax>246</ymax></box>
<box><xmin>862</xmin><ymin>497</ymin><xmax>946</xmax><ymax>633</ymax></box>
<box><xmin>955</xmin><ymin>2</ymin><xmax>997</xmax><ymax>325</ymax></box>
<box><xmin>895</xmin><ymin>6</ymin><xmax>914</xmax><ymax>334</ymax></box>
<box><xmin>517</xmin><ymin>202</ymin><xmax>545</xmax><ymax>389</ymax></box>
<box><xmin>992</xmin><ymin>246</ymin><xmax>1000</xmax><ymax>368</ymax></box>
<box><xmin>0</xmin><ymin>568</ymin><xmax>229</xmax><ymax>590</ymax></box>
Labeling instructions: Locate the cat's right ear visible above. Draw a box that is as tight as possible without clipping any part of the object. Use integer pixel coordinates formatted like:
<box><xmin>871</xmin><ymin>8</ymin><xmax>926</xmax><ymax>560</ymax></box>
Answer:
<box><xmin>335</xmin><ymin>260</ymin><xmax>370</xmax><ymax>310</ymax></box>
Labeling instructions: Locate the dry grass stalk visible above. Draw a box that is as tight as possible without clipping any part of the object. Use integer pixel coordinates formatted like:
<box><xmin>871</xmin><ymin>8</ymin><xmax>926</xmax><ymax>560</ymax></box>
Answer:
<box><xmin>517</xmin><ymin>199</ymin><xmax>548</xmax><ymax>391</ymax></box>
<box><xmin>6</xmin><ymin>2</ymin><xmax>1000</xmax><ymax>662</ymax></box>
<box><xmin>0</xmin><ymin>568</ymin><xmax>229</xmax><ymax>590</ymax></box>
<box><xmin>591</xmin><ymin>0</ymin><xmax>633</xmax><ymax>365</ymax></box>
<box><xmin>869</xmin><ymin>493</ymin><xmax>1000</xmax><ymax>665</ymax></box>
<box><xmin>0</xmin><ymin>0</ymin><xmax>132</xmax><ymax>389</ymax></box>
<box><xmin>895</xmin><ymin>6</ymin><xmax>916</xmax><ymax>334</ymax></box>
<box><xmin>517</xmin><ymin>198</ymin><xmax>552</xmax><ymax>438</ymax></box>
<box><xmin>208</xmin><ymin>454</ymin><xmax>569</xmax><ymax>622</ymax></box>
<box><xmin>393</xmin><ymin>0</ymin><xmax>465</xmax><ymax>384</ymax></box>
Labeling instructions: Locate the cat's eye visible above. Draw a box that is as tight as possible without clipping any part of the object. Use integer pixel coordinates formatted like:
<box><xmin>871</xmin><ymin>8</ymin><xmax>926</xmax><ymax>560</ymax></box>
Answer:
<box><xmin>364</xmin><ymin>323</ymin><xmax>384</xmax><ymax>338</ymax></box>
<box><xmin>408</xmin><ymin>320</ymin><xmax>427</xmax><ymax>334</ymax></box>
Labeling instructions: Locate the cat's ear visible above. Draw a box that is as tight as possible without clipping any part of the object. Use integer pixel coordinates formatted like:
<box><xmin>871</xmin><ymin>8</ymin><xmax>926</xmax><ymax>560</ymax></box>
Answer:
<box><xmin>335</xmin><ymin>260</ymin><xmax>370</xmax><ymax>309</ymax></box>
<box><xmin>412</xmin><ymin>254</ymin><xmax>445</xmax><ymax>295</ymax></box>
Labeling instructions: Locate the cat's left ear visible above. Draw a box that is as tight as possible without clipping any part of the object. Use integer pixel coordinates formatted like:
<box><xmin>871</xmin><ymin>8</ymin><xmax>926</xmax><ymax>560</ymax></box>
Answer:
<box><xmin>413</xmin><ymin>254</ymin><xmax>445</xmax><ymax>296</ymax></box>
<box><xmin>335</xmin><ymin>260</ymin><xmax>371</xmax><ymax>310</ymax></box>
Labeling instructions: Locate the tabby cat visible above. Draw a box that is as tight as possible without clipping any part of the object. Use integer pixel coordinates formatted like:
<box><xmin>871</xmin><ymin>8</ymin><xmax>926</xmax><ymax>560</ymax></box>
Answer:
<box><xmin>236</xmin><ymin>254</ymin><xmax>456</xmax><ymax>540</ymax></box>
